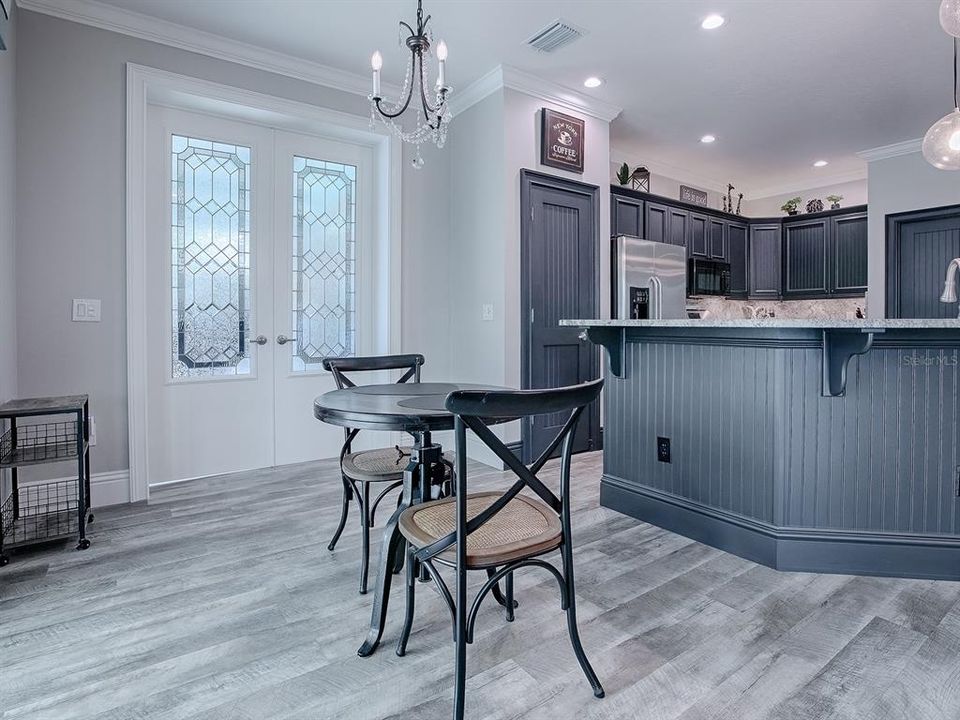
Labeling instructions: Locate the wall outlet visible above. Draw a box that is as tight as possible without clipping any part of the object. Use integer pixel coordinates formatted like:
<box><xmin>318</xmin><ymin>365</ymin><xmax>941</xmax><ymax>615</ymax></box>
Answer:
<box><xmin>72</xmin><ymin>299</ymin><xmax>101</xmax><ymax>322</ymax></box>
<box><xmin>481</xmin><ymin>304</ymin><xmax>494</xmax><ymax>322</ymax></box>
<box><xmin>88</xmin><ymin>416</ymin><xmax>97</xmax><ymax>447</ymax></box>
<box><xmin>657</xmin><ymin>436</ymin><xmax>671</xmax><ymax>463</ymax></box>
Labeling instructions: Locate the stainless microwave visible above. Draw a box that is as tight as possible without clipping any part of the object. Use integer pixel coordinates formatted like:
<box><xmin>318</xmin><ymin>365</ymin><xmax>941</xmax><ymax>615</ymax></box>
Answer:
<box><xmin>687</xmin><ymin>258</ymin><xmax>731</xmax><ymax>297</ymax></box>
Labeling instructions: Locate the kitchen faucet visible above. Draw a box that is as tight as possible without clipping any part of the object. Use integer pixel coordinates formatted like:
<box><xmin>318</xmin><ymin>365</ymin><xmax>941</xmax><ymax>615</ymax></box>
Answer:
<box><xmin>941</xmin><ymin>258</ymin><xmax>960</xmax><ymax>318</ymax></box>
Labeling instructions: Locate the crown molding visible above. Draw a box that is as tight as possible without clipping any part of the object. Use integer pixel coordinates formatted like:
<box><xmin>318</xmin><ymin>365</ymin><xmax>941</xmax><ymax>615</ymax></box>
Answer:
<box><xmin>501</xmin><ymin>66</ymin><xmax>622</xmax><ymax>122</ymax></box>
<box><xmin>16</xmin><ymin>0</ymin><xmax>401</xmax><ymax>98</ymax></box>
<box><xmin>857</xmin><ymin>138</ymin><xmax>923</xmax><ymax>162</ymax></box>
<box><xmin>446</xmin><ymin>65</ymin><xmax>504</xmax><ymax>117</ymax></box>
<box><xmin>449</xmin><ymin>64</ymin><xmax>622</xmax><ymax>123</ymax></box>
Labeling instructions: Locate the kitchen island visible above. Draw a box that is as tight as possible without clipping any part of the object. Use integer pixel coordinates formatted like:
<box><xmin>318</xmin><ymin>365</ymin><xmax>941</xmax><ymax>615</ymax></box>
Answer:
<box><xmin>565</xmin><ymin>319</ymin><xmax>960</xmax><ymax>580</ymax></box>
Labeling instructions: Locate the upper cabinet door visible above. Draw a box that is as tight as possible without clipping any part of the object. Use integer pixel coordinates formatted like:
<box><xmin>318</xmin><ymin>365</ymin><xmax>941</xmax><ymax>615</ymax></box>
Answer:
<box><xmin>830</xmin><ymin>212</ymin><xmax>868</xmax><ymax>295</ymax></box>
<box><xmin>688</xmin><ymin>213</ymin><xmax>708</xmax><ymax>256</ymax></box>
<box><xmin>612</xmin><ymin>196</ymin><xmax>643</xmax><ymax>238</ymax></box>
<box><xmin>728</xmin><ymin>223</ymin><xmax>749</xmax><ymax>297</ymax></box>
<box><xmin>667</xmin><ymin>207</ymin><xmax>689</xmax><ymax>248</ymax></box>
<box><xmin>783</xmin><ymin>219</ymin><xmax>828</xmax><ymax>297</ymax></box>
<box><xmin>749</xmin><ymin>224</ymin><xmax>782</xmax><ymax>298</ymax></box>
<box><xmin>645</xmin><ymin>202</ymin><xmax>669</xmax><ymax>245</ymax></box>
<box><xmin>708</xmin><ymin>218</ymin><xmax>727</xmax><ymax>260</ymax></box>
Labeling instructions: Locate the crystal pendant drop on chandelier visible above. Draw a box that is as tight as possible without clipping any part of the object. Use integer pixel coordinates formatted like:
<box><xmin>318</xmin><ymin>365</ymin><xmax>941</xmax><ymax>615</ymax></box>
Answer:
<box><xmin>923</xmin><ymin>37</ymin><xmax>960</xmax><ymax>171</ymax></box>
<box><xmin>368</xmin><ymin>0</ymin><xmax>451</xmax><ymax>169</ymax></box>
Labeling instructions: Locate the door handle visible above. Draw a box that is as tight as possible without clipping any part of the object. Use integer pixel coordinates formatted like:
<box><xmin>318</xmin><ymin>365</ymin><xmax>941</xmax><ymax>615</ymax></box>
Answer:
<box><xmin>276</xmin><ymin>334</ymin><xmax>293</xmax><ymax>345</ymax></box>
<box><xmin>249</xmin><ymin>335</ymin><xmax>268</xmax><ymax>346</ymax></box>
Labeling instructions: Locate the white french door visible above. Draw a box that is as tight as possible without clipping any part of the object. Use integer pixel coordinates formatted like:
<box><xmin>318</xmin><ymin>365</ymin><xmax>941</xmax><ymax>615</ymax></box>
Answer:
<box><xmin>145</xmin><ymin>105</ymin><xmax>375</xmax><ymax>485</ymax></box>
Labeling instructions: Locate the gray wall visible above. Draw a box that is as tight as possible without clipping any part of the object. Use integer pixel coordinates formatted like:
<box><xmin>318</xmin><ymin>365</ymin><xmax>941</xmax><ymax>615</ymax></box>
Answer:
<box><xmin>867</xmin><ymin>151</ymin><xmax>960</xmax><ymax>318</ymax></box>
<box><xmin>14</xmin><ymin>10</ymin><xmax>452</xmax><ymax>475</ymax></box>
<box><xmin>743</xmin><ymin>179</ymin><xmax>868</xmax><ymax>217</ymax></box>
<box><xmin>0</xmin><ymin>1</ymin><xmax>15</xmax><ymax>406</ymax></box>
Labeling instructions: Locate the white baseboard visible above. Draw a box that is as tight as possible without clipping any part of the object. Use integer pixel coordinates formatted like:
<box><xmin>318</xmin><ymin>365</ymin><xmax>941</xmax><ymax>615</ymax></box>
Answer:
<box><xmin>15</xmin><ymin>470</ymin><xmax>131</xmax><ymax>508</ymax></box>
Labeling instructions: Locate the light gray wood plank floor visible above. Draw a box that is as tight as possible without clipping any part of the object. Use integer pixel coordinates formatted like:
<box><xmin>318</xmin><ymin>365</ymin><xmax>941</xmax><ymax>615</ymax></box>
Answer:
<box><xmin>2</xmin><ymin>452</ymin><xmax>959</xmax><ymax>720</ymax></box>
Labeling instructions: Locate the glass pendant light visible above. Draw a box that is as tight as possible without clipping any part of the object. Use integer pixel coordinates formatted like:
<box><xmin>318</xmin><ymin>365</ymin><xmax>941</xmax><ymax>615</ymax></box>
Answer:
<box><xmin>941</xmin><ymin>0</ymin><xmax>960</xmax><ymax>37</ymax></box>
<box><xmin>923</xmin><ymin>38</ymin><xmax>960</xmax><ymax>170</ymax></box>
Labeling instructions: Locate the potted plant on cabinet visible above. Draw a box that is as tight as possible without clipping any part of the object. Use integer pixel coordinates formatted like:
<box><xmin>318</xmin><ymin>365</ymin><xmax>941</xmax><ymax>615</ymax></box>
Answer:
<box><xmin>616</xmin><ymin>163</ymin><xmax>630</xmax><ymax>186</ymax></box>
<box><xmin>826</xmin><ymin>194</ymin><xmax>843</xmax><ymax>210</ymax></box>
<box><xmin>781</xmin><ymin>197</ymin><xmax>802</xmax><ymax>216</ymax></box>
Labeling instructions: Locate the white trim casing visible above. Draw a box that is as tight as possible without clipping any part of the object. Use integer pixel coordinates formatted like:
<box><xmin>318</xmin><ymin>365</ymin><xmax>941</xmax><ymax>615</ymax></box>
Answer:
<box><xmin>125</xmin><ymin>64</ymin><xmax>402</xmax><ymax>503</ymax></box>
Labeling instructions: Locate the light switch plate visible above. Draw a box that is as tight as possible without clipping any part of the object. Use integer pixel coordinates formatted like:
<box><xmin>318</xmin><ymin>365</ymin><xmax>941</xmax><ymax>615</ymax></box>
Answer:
<box><xmin>72</xmin><ymin>299</ymin><xmax>101</xmax><ymax>322</ymax></box>
<box><xmin>481</xmin><ymin>304</ymin><xmax>494</xmax><ymax>322</ymax></box>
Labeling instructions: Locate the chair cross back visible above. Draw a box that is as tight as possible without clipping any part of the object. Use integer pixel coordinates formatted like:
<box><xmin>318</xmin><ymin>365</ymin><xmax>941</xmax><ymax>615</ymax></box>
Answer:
<box><xmin>322</xmin><ymin>354</ymin><xmax>425</xmax><ymax>457</ymax></box>
<box><xmin>414</xmin><ymin>379</ymin><xmax>603</xmax><ymax>564</ymax></box>
<box><xmin>321</xmin><ymin>353</ymin><xmax>424</xmax><ymax>390</ymax></box>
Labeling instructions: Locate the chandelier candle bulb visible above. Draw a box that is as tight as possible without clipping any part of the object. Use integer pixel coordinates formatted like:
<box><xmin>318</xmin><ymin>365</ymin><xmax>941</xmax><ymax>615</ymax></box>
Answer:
<box><xmin>371</xmin><ymin>51</ymin><xmax>382</xmax><ymax>98</ymax></box>
<box><xmin>437</xmin><ymin>40</ymin><xmax>447</xmax><ymax>88</ymax></box>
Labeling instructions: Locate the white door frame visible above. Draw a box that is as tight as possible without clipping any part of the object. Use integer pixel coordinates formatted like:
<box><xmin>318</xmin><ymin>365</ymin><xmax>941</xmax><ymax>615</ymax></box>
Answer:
<box><xmin>126</xmin><ymin>63</ymin><xmax>402</xmax><ymax>502</ymax></box>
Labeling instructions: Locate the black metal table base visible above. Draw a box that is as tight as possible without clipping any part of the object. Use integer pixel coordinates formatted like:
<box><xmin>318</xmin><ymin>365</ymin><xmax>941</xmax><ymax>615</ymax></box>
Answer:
<box><xmin>357</xmin><ymin>431</ymin><xmax>444</xmax><ymax>657</ymax></box>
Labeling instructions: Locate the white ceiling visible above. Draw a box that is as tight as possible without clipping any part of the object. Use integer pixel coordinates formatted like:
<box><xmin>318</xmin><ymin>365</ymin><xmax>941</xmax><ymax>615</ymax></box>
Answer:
<box><xmin>85</xmin><ymin>0</ymin><xmax>953</xmax><ymax>196</ymax></box>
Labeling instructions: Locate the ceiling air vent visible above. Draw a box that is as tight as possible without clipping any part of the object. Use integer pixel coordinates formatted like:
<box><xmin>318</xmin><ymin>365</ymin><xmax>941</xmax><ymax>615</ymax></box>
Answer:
<box><xmin>526</xmin><ymin>19</ymin><xmax>585</xmax><ymax>53</ymax></box>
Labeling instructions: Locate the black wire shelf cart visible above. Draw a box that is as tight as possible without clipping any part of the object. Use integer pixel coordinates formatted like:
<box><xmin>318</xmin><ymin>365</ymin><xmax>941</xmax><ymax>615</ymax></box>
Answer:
<box><xmin>0</xmin><ymin>395</ymin><xmax>93</xmax><ymax>566</ymax></box>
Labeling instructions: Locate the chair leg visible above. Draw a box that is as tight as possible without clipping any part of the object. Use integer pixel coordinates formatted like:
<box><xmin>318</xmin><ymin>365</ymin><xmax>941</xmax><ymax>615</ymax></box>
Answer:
<box><xmin>561</xmin><ymin>544</ymin><xmax>604</xmax><ymax>699</ymax></box>
<box><xmin>487</xmin><ymin>567</ymin><xmax>519</xmax><ymax>617</ymax></box>
<box><xmin>505</xmin><ymin>571</ymin><xmax>515</xmax><ymax>623</ymax></box>
<box><xmin>327</xmin><ymin>476</ymin><xmax>352</xmax><ymax>552</ymax></box>
<box><xmin>453</xmin><ymin>565</ymin><xmax>468</xmax><ymax>720</ymax></box>
<box><xmin>359</xmin><ymin>483</ymin><xmax>371</xmax><ymax>594</ymax></box>
<box><xmin>396</xmin><ymin>542</ymin><xmax>416</xmax><ymax>657</ymax></box>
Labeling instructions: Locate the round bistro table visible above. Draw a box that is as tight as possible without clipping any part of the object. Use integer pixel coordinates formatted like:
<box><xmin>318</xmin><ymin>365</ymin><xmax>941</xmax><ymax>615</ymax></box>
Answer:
<box><xmin>314</xmin><ymin>381</ymin><xmax>510</xmax><ymax>657</ymax></box>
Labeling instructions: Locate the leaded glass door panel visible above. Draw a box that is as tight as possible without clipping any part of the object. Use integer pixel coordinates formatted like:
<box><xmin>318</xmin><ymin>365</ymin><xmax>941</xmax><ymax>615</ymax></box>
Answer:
<box><xmin>273</xmin><ymin>132</ymin><xmax>376</xmax><ymax>466</ymax></box>
<box><xmin>145</xmin><ymin>107</ymin><xmax>275</xmax><ymax>485</ymax></box>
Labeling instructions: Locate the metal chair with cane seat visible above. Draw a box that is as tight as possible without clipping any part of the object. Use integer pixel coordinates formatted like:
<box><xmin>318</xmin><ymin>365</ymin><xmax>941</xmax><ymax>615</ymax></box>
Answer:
<box><xmin>396</xmin><ymin>379</ymin><xmax>605</xmax><ymax>720</ymax></box>
<box><xmin>323</xmin><ymin>354</ymin><xmax>432</xmax><ymax>594</ymax></box>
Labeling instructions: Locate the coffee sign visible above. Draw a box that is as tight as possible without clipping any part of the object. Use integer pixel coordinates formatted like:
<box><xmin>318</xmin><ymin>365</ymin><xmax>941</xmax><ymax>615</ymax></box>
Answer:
<box><xmin>541</xmin><ymin>109</ymin><xmax>585</xmax><ymax>174</ymax></box>
<box><xmin>680</xmin><ymin>185</ymin><xmax>709</xmax><ymax>207</ymax></box>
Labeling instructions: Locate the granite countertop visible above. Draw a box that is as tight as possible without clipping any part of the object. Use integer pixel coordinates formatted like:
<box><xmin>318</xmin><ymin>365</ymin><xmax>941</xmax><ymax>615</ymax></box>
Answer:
<box><xmin>560</xmin><ymin>318</ymin><xmax>960</xmax><ymax>329</ymax></box>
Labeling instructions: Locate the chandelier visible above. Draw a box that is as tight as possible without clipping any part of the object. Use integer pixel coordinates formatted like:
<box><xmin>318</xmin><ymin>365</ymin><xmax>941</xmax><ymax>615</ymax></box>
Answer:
<box><xmin>923</xmin><ymin>2</ymin><xmax>960</xmax><ymax>170</ymax></box>
<box><xmin>369</xmin><ymin>0</ymin><xmax>451</xmax><ymax>169</ymax></box>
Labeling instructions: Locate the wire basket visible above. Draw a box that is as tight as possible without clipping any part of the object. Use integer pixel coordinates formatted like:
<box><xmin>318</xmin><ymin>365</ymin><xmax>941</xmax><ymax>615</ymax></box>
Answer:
<box><xmin>0</xmin><ymin>479</ymin><xmax>82</xmax><ymax>547</ymax></box>
<box><xmin>0</xmin><ymin>420</ymin><xmax>81</xmax><ymax>466</ymax></box>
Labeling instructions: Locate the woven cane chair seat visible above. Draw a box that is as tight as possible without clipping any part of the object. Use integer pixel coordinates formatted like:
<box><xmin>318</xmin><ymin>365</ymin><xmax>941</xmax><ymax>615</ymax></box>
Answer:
<box><xmin>342</xmin><ymin>447</ymin><xmax>454</xmax><ymax>483</ymax></box>
<box><xmin>342</xmin><ymin>447</ymin><xmax>413</xmax><ymax>482</ymax></box>
<box><xmin>398</xmin><ymin>492</ymin><xmax>562</xmax><ymax>569</ymax></box>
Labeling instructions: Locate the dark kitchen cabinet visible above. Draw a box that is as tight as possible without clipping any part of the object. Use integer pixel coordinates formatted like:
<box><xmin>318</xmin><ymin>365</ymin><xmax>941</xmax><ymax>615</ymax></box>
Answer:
<box><xmin>749</xmin><ymin>224</ymin><xmax>781</xmax><ymax>298</ymax></box>
<box><xmin>612</xmin><ymin>195</ymin><xmax>644</xmax><ymax>238</ymax></box>
<box><xmin>830</xmin><ymin>212</ymin><xmax>868</xmax><ymax>295</ymax></box>
<box><xmin>667</xmin><ymin>207</ymin><xmax>688</xmax><ymax>248</ymax></box>
<box><xmin>783</xmin><ymin>219</ymin><xmax>829</xmax><ymax>297</ymax></box>
<box><xmin>728</xmin><ymin>222</ymin><xmax>749</xmax><ymax>297</ymax></box>
<box><xmin>645</xmin><ymin>202</ymin><xmax>669</xmax><ymax>245</ymax></box>
<box><xmin>708</xmin><ymin>218</ymin><xmax>727</xmax><ymax>260</ymax></box>
<box><xmin>610</xmin><ymin>187</ymin><xmax>866</xmax><ymax>301</ymax></box>
<box><xmin>688</xmin><ymin>213</ymin><xmax>708</xmax><ymax>256</ymax></box>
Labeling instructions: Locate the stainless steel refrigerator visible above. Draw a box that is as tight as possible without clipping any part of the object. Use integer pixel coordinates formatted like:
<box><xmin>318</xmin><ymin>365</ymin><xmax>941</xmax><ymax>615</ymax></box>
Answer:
<box><xmin>611</xmin><ymin>235</ymin><xmax>687</xmax><ymax>319</ymax></box>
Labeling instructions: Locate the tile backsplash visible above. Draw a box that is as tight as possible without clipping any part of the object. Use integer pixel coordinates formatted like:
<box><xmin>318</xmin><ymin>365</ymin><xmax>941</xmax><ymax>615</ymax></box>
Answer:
<box><xmin>691</xmin><ymin>296</ymin><xmax>865</xmax><ymax>320</ymax></box>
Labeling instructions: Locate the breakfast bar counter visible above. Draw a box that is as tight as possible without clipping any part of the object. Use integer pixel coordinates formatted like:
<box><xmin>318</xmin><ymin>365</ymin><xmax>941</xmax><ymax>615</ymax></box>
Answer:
<box><xmin>564</xmin><ymin>318</ymin><xmax>960</xmax><ymax>580</ymax></box>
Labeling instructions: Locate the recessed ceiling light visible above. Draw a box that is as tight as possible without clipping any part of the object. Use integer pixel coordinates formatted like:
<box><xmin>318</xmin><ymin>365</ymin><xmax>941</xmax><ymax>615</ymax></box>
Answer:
<box><xmin>701</xmin><ymin>14</ymin><xmax>725</xmax><ymax>30</ymax></box>
<box><xmin>813</xmin><ymin>159</ymin><xmax>829</xmax><ymax>167</ymax></box>
<box><xmin>700</xmin><ymin>134</ymin><xmax>716</xmax><ymax>144</ymax></box>
<box><xmin>583</xmin><ymin>76</ymin><xmax>603</xmax><ymax>88</ymax></box>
